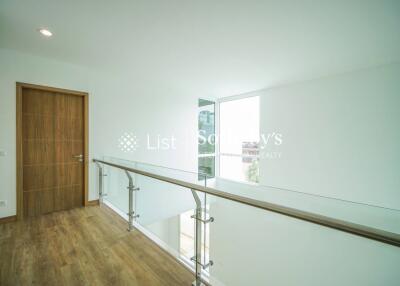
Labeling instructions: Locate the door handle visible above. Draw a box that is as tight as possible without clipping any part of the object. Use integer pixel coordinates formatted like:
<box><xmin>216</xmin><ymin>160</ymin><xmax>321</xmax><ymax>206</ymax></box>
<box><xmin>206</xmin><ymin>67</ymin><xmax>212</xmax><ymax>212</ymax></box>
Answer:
<box><xmin>73</xmin><ymin>154</ymin><xmax>84</xmax><ymax>162</ymax></box>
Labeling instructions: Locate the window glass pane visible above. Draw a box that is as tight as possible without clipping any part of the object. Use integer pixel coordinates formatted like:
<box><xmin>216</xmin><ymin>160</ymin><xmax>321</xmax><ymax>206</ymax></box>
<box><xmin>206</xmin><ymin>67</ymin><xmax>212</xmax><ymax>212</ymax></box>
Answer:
<box><xmin>198</xmin><ymin>99</ymin><xmax>215</xmax><ymax>181</ymax></box>
<box><xmin>198</xmin><ymin>99</ymin><xmax>215</xmax><ymax>155</ymax></box>
<box><xmin>220</xmin><ymin>155</ymin><xmax>259</xmax><ymax>183</ymax></box>
<box><xmin>198</xmin><ymin>156</ymin><xmax>215</xmax><ymax>179</ymax></box>
<box><xmin>220</xmin><ymin>96</ymin><xmax>259</xmax><ymax>154</ymax></box>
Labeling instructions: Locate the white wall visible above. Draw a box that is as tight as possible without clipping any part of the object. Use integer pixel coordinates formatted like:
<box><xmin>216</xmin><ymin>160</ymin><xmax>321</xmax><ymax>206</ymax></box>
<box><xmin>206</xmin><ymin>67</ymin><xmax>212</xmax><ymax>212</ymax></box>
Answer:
<box><xmin>257</xmin><ymin>63</ymin><xmax>400</xmax><ymax>210</ymax></box>
<box><xmin>0</xmin><ymin>48</ymin><xmax>198</xmax><ymax>218</ymax></box>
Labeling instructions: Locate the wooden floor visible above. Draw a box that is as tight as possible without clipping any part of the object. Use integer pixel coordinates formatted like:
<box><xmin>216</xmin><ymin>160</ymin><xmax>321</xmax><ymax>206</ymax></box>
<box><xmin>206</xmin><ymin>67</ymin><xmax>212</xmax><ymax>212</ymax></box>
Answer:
<box><xmin>0</xmin><ymin>205</ymin><xmax>194</xmax><ymax>286</ymax></box>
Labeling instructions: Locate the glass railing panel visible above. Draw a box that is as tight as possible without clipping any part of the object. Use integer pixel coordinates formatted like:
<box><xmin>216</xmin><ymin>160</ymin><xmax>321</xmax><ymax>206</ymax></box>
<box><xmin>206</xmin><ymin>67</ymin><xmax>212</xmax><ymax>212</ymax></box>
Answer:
<box><xmin>103</xmin><ymin>156</ymin><xmax>208</xmax><ymax>187</ymax></box>
<box><xmin>133</xmin><ymin>172</ymin><xmax>204</xmax><ymax>269</ymax></box>
<box><xmin>102</xmin><ymin>163</ymin><xmax>131</xmax><ymax>215</ymax></box>
<box><xmin>206</xmin><ymin>192</ymin><xmax>400</xmax><ymax>286</ymax></box>
<box><xmin>100</xmin><ymin>156</ymin><xmax>400</xmax><ymax>235</ymax></box>
<box><xmin>214</xmin><ymin>178</ymin><xmax>400</xmax><ymax>234</ymax></box>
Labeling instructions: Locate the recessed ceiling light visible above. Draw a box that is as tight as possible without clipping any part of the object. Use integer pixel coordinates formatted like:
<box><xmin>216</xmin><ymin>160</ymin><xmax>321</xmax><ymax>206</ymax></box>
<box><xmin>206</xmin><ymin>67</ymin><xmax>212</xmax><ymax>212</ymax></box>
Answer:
<box><xmin>38</xmin><ymin>28</ymin><xmax>53</xmax><ymax>37</ymax></box>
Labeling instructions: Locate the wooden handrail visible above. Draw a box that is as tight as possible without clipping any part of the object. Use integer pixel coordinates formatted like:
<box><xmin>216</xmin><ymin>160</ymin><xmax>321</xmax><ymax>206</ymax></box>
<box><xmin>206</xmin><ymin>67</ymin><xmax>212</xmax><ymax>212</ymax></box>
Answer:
<box><xmin>93</xmin><ymin>159</ymin><xmax>400</xmax><ymax>247</ymax></box>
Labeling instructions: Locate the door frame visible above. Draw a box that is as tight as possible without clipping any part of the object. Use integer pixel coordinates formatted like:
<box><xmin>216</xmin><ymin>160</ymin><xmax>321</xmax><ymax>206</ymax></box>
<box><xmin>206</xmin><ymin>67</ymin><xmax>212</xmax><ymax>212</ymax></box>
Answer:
<box><xmin>16</xmin><ymin>82</ymin><xmax>89</xmax><ymax>219</ymax></box>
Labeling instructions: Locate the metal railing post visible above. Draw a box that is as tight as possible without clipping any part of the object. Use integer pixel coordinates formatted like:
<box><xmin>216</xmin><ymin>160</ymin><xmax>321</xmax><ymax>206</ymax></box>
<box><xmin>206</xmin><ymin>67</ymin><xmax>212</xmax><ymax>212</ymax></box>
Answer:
<box><xmin>191</xmin><ymin>189</ymin><xmax>202</xmax><ymax>286</ymax></box>
<box><xmin>191</xmin><ymin>189</ymin><xmax>201</xmax><ymax>286</ymax></box>
<box><xmin>125</xmin><ymin>170</ymin><xmax>139</xmax><ymax>231</ymax></box>
<box><xmin>190</xmin><ymin>188</ymin><xmax>214</xmax><ymax>286</ymax></box>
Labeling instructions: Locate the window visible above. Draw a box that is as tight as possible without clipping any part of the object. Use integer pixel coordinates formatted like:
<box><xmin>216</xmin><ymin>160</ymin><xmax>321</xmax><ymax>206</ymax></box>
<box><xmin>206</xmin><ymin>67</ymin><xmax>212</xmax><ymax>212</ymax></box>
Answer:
<box><xmin>198</xmin><ymin>99</ymin><xmax>215</xmax><ymax>179</ymax></box>
<box><xmin>219</xmin><ymin>96</ymin><xmax>260</xmax><ymax>183</ymax></box>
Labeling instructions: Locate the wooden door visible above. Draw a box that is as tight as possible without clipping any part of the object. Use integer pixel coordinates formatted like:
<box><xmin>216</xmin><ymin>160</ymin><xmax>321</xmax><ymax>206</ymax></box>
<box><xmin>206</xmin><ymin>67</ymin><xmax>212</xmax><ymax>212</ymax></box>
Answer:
<box><xmin>20</xmin><ymin>86</ymin><xmax>86</xmax><ymax>217</ymax></box>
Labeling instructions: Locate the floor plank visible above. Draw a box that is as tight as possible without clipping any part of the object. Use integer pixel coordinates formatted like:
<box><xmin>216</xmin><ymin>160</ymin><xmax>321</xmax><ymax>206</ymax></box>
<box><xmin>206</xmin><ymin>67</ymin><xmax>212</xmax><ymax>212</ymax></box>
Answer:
<box><xmin>0</xmin><ymin>206</ymin><xmax>194</xmax><ymax>286</ymax></box>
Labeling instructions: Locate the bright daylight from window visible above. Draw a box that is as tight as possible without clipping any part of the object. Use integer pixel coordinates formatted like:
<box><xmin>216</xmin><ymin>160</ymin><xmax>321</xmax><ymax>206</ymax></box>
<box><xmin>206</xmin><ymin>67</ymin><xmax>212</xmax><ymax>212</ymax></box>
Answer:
<box><xmin>219</xmin><ymin>96</ymin><xmax>260</xmax><ymax>183</ymax></box>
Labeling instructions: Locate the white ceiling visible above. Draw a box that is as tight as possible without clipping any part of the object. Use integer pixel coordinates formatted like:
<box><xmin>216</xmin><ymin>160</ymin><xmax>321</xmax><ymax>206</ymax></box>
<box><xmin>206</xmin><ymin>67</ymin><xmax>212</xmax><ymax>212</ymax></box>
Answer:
<box><xmin>1</xmin><ymin>0</ymin><xmax>399</xmax><ymax>97</ymax></box>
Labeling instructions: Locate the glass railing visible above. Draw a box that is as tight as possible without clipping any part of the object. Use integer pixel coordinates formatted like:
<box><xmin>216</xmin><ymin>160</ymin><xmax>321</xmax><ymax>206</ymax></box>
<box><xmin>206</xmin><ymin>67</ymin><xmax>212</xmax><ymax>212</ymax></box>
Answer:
<box><xmin>99</xmin><ymin>156</ymin><xmax>212</xmax><ymax>284</ymax></box>
<box><xmin>211</xmin><ymin>178</ymin><xmax>400</xmax><ymax>234</ymax></box>
<box><xmin>95</xmin><ymin>156</ymin><xmax>400</xmax><ymax>286</ymax></box>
